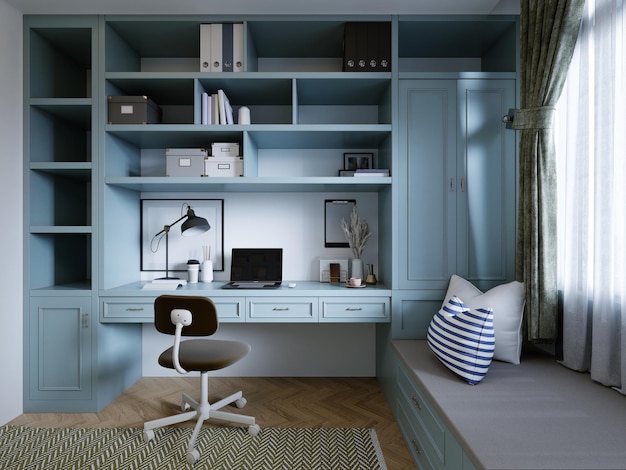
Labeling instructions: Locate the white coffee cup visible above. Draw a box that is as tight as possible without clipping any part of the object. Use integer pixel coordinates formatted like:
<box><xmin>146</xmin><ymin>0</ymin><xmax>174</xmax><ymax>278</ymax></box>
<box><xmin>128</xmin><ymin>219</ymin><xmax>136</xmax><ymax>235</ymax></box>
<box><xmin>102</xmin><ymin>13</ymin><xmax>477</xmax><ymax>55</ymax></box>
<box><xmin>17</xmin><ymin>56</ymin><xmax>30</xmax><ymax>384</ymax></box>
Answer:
<box><xmin>349</xmin><ymin>277</ymin><xmax>362</xmax><ymax>287</ymax></box>
<box><xmin>187</xmin><ymin>260</ymin><xmax>200</xmax><ymax>283</ymax></box>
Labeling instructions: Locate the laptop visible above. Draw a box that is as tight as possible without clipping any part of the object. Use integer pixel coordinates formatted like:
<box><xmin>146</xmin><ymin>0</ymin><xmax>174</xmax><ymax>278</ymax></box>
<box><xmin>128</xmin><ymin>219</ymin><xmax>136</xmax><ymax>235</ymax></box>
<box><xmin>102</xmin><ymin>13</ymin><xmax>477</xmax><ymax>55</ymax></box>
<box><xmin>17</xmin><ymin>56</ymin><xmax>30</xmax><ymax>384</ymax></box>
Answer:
<box><xmin>222</xmin><ymin>248</ymin><xmax>283</xmax><ymax>289</ymax></box>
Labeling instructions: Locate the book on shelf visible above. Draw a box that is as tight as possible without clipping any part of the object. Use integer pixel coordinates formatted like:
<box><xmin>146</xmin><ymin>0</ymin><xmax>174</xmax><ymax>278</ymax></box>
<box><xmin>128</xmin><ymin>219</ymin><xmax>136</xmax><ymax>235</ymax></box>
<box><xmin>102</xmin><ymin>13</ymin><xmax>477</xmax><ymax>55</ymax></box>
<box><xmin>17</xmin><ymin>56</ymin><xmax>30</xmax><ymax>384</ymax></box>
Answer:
<box><xmin>354</xmin><ymin>169</ymin><xmax>390</xmax><ymax>177</ymax></box>
<box><xmin>201</xmin><ymin>92</ymin><xmax>212</xmax><ymax>124</ymax></box>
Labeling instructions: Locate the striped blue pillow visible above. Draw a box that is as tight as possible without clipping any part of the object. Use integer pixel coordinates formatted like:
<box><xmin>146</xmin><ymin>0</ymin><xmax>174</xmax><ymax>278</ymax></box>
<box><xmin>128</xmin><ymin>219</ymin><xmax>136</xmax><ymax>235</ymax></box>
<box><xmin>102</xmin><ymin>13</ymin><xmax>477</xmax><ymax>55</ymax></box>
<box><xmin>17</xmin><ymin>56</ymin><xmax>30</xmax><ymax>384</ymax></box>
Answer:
<box><xmin>427</xmin><ymin>295</ymin><xmax>495</xmax><ymax>385</ymax></box>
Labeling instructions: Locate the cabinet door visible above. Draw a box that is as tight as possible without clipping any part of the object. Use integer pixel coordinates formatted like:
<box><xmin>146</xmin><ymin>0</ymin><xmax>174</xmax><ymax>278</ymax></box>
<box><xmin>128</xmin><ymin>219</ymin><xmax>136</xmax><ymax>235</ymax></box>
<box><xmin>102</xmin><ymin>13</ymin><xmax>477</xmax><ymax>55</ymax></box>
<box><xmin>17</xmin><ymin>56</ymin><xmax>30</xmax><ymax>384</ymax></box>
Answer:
<box><xmin>27</xmin><ymin>297</ymin><xmax>93</xmax><ymax>405</ymax></box>
<box><xmin>398</xmin><ymin>80</ymin><xmax>457</xmax><ymax>290</ymax></box>
<box><xmin>457</xmin><ymin>79</ymin><xmax>517</xmax><ymax>290</ymax></box>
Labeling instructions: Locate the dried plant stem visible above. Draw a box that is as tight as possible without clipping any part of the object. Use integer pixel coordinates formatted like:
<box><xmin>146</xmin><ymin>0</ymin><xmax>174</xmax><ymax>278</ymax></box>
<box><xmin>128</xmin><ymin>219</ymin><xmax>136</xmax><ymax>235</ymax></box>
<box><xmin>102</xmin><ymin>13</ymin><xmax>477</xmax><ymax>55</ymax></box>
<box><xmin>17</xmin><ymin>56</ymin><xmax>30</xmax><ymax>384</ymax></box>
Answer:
<box><xmin>341</xmin><ymin>207</ymin><xmax>372</xmax><ymax>259</ymax></box>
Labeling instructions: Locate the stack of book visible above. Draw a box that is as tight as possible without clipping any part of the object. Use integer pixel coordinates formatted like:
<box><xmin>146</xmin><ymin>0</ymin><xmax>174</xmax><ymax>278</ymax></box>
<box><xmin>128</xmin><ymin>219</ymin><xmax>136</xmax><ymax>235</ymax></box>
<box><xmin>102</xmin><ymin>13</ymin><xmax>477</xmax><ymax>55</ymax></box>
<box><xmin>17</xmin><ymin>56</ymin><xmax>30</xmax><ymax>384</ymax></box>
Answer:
<box><xmin>141</xmin><ymin>279</ymin><xmax>188</xmax><ymax>290</ymax></box>
<box><xmin>354</xmin><ymin>169</ymin><xmax>390</xmax><ymax>177</ymax></box>
<box><xmin>201</xmin><ymin>89</ymin><xmax>234</xmax><ymax>125</ymax></box>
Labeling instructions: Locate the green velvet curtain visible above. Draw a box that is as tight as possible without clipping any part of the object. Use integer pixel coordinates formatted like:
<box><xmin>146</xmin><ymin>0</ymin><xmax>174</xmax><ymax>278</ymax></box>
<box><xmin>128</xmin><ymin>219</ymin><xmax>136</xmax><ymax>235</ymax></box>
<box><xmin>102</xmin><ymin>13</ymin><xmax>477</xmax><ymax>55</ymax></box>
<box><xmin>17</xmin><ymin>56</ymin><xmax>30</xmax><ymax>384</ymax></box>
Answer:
<box><xmin>514</xmin><ymin>0</ymin><xmax>585</xmax><ymax>342</ymax></box>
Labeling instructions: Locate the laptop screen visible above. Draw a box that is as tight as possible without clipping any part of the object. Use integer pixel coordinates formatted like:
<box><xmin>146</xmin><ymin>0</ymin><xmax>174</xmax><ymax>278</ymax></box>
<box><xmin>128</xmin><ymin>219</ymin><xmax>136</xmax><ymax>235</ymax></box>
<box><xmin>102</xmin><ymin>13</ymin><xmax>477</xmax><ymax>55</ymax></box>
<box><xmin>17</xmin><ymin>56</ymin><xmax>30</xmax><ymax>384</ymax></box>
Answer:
<box><xmin>230</xmin><ymin>248</ymin><xmax>283</xmax><ymax>282</ymax></box>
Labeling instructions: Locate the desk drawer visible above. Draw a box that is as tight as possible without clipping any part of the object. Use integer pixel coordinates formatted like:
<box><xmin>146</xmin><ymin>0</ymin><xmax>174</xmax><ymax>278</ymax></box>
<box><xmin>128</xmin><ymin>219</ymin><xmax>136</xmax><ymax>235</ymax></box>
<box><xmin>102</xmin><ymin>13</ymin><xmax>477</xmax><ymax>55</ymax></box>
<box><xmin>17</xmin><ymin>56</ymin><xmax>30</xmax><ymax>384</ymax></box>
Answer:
<box><xmin>247</xmin><ymin>297</ymin><xmax>318</xmax><ymax>322</ymax></box>
<box><xmin>320</xmin><ymin>296</ymin><xmax>390</xmax><ymax>322</ymax></box>
<box><xmin>101</xmin><ymin>299</ymin><xmax>153</xmax><ymax>322</ymax></box>
<box><xmin>101</xmin><ymin>297</ymin><xmax>245</xmax><ymax>323</ymax></box>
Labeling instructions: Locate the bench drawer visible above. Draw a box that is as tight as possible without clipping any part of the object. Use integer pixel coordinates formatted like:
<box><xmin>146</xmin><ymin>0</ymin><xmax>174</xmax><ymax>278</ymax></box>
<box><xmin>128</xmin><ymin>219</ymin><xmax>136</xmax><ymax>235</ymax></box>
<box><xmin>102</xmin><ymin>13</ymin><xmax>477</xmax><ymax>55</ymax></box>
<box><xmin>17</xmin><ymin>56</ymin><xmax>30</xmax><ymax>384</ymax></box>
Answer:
<box><xmin>397</xmin><ymin>361</ymin><xmax>446</xmax><ymax>468</ymax></box>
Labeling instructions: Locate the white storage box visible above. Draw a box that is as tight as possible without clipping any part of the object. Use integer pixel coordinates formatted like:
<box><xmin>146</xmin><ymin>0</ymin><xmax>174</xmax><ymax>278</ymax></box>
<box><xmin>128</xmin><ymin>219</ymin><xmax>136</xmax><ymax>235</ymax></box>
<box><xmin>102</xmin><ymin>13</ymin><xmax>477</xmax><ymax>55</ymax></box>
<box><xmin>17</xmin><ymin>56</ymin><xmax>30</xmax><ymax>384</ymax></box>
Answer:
<box><xmin>211</xmin><ymin>142</ymin><xmax>240</xmax><ymax>157</ymax></box>
<box><xmin>204</xmin><ymin>155</ymin><xmax>243</xmax><ymax>177</ymax></box>
<box><xmin>166</xmin><ymin>148</ymin><xmax>208</xmax><ymax>177</ymax></box>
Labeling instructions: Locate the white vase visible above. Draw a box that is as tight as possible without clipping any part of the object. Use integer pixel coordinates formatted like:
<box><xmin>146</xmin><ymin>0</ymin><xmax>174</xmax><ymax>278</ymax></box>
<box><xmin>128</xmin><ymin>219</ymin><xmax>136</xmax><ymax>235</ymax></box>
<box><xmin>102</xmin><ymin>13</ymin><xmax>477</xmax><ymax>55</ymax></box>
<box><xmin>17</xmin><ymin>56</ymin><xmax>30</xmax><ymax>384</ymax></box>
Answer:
<box><xmin>200</xmin><ymin>260</ymin><xmax>213</xmax><ymax>282</ymax></box>
<box><xmin>351</xmin><ymin>258</ymin><xmax>364</xmax><ymax>280</ymax></box>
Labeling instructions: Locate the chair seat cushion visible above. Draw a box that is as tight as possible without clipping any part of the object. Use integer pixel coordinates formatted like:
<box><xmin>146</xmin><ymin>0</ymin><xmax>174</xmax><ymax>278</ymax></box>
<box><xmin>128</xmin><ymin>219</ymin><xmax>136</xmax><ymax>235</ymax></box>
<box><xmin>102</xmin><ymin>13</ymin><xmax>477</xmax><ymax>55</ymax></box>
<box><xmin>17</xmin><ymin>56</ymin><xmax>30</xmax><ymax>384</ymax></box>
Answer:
<box><xmin>159</xmin><ymin>339</ymin><xmax>251</xmax><ymax>372</ymax></box>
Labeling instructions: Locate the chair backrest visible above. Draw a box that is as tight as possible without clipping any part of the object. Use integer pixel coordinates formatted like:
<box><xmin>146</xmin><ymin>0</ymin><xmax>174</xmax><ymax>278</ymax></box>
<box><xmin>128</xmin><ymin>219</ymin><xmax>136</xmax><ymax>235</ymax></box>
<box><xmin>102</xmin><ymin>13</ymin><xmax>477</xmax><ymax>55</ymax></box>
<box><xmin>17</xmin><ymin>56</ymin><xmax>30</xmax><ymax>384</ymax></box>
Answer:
<box><xmin>154</xmin><ymin>295</ymin><xmax>219</xmax><ymax>336</ymax></box>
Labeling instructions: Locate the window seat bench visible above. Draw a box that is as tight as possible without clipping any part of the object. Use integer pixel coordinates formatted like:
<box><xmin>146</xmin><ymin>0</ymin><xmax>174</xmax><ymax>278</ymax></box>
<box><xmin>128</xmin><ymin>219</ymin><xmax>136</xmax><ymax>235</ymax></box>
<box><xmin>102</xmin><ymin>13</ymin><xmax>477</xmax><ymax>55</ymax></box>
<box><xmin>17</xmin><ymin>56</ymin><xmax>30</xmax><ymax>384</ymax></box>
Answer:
<box><xmin>392</xmin><ymin>340</ymin><xmax>626</xmax><ymax>470</ymax></box>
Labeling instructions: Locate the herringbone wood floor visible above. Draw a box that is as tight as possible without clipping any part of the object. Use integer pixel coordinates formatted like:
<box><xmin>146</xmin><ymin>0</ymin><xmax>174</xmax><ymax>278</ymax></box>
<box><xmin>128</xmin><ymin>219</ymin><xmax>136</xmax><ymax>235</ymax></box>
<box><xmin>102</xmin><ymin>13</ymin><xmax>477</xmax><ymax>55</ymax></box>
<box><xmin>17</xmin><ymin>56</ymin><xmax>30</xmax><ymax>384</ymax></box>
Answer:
<box><xmin>9</xmin><ymin>377</ymin><xmax>415</xmax><ymax>469</ymax></box>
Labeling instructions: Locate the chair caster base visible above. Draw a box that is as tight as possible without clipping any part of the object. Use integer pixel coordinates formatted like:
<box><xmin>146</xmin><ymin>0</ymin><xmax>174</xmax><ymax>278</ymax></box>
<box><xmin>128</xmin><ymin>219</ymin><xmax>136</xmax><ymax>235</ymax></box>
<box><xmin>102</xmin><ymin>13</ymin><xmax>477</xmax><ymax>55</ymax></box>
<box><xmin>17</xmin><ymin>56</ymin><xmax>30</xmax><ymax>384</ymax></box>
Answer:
<box><xmin>143</xmin><ymin>429</ymin><xmax>154</xmax><ymax>443</ymax></box>
<box><xmin>187</xmin><ymin>448</ymin><xmax>200</xmax><ymax>464</ymax></box>
<box><xmin>235</xmin><ymin>397</ymin><xmax>247</xmax><ymax>408</ymax></box>
<box><xmin>248</xmin><ymin>424</ymin><xmax>261</xmax><ymax>436</ymax></box>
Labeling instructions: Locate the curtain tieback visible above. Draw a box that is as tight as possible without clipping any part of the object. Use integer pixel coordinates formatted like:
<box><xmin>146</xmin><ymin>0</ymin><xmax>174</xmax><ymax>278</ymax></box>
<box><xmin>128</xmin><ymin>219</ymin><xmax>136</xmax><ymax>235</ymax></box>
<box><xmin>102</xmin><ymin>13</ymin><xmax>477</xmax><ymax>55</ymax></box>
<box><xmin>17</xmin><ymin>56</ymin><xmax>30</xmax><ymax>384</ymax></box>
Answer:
<box><xmin>511</xmin><ymin>106</ymin><xmax>555</xmax><ymax>130</ymax></box>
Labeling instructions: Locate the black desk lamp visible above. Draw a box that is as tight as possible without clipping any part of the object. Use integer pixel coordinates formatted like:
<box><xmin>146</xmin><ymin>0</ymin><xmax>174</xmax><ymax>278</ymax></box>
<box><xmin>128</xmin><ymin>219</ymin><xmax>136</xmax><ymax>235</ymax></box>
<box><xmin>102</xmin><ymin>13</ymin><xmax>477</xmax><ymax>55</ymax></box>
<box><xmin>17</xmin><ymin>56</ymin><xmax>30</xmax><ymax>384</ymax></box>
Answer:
<box><xmin>153</xmin><ymin>206</ymin><xmax>211</xmax><ymax>279</ymax></box>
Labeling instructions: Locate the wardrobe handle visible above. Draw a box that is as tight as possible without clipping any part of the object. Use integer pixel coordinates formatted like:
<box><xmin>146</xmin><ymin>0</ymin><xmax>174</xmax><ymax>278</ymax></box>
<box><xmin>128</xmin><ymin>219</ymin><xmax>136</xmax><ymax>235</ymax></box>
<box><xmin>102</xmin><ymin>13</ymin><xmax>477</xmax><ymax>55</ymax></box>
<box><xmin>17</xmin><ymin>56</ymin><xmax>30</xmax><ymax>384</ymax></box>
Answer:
<box><xmin>411</xmin><ymin>439</ymin><xmax>422</xmax><ymax>455</ymax></box>
<box><xmin>411</xmin><ymin>396</ymin><xmax>421</xmax><ymax>410</ymax></box>
<box><xmin>449</xmin><ymin>177</ymin><xmax>455</xmax><ymax>192</ymax></box>
<box><xmin>460</xmin><ymin>176</ymin><xmax>465</xmax><ymax>192</ymax></box>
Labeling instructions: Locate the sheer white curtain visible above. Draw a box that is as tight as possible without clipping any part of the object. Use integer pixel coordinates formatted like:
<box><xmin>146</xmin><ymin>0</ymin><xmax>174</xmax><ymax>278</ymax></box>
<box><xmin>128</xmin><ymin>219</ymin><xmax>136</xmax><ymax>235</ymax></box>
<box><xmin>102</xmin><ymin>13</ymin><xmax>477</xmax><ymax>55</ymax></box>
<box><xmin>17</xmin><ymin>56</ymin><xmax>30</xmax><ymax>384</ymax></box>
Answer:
<box><xmin>555</xmin><ymin>0</ymin><xmax>626</xmax><ymax>393</ymax></box>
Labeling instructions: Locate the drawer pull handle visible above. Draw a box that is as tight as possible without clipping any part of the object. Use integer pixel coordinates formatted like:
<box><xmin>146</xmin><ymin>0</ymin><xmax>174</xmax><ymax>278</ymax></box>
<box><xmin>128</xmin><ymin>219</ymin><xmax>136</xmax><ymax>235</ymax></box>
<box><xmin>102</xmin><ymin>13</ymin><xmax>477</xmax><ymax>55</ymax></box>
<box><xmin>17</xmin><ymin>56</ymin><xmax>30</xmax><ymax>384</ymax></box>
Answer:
<box><xmin>411</xmin><ymin>439</ymin><xmax>422</xmax><ymax>455</ymax></box>
<box><xmin>345</xmin><ymin>307</ymin><xmax>363</xmax><ymax>311</ymax></box>
<box><xmin>411</xmin><ymin>396</ymin><xmax>421</xmax><ymax>410</ymax></box>
<box><xmin>126</xmin><ymin>307</ymin><xmax>144</xmax><ymax>312</ymax></box>
<box><xmin>272</xmin><ymin>307</ymin><xmax>290</xmax><ymax>311</ymax></box>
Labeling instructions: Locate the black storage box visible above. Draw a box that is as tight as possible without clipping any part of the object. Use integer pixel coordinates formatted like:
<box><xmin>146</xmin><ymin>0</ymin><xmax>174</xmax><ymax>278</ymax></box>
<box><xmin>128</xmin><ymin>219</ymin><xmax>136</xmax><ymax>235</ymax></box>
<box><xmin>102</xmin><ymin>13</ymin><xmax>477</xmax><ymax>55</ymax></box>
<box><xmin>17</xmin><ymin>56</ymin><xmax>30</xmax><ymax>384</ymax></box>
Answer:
<box><xmin>107</xmin><ymin>95</ymin><xmax>162</xmax><ymax>124</ymax></box>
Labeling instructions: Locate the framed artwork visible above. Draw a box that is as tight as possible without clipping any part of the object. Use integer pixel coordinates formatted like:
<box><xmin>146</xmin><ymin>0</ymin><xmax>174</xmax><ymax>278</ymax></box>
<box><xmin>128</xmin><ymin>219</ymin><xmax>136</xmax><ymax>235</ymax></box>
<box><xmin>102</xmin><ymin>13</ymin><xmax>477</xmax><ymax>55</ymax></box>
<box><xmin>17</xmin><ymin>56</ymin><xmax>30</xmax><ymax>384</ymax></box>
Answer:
<box><xmin>343</xmin><ymin>152</ymin><xmax>373</xmax><ymax>171</ymax></box>
<box><xmin>324</xmin><ymin>199</ymin><xmax>356</xmax><ymax>247</ymax></box>
<box><xmin>141</xmin><ymin>199</ymin><xmax>224</xmax><ymax>272</ymax></box>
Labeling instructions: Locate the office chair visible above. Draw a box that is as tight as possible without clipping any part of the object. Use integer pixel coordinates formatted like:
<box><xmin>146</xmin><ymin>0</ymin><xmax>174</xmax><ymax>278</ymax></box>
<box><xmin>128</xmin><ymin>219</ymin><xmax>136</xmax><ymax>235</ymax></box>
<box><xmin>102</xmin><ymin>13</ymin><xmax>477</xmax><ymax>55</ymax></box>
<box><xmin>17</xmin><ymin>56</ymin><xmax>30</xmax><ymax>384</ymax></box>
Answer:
<box><xmin>143</xmin><ymin>295</ymin><xmax>260</xmax><ymax>465</ymax></box>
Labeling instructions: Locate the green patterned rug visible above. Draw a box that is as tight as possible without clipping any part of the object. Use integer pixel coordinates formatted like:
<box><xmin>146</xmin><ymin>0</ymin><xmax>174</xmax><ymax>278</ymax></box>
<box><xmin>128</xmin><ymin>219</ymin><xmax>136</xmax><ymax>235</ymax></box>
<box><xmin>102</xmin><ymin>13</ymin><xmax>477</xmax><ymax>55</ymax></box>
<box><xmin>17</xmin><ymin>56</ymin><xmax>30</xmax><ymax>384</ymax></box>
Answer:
<box><xmin>0</xmin><ymin>425</ymin><xmax>386</xmax><ymax>469</ymax></box>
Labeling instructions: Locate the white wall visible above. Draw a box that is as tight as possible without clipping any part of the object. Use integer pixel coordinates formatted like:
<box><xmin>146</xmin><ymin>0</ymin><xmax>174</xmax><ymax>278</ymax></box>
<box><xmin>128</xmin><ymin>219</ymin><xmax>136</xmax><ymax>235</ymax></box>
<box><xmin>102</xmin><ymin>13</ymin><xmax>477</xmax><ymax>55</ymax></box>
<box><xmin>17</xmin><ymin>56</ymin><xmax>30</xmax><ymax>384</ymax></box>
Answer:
<box><xmin>0</xmin><ymin>0</ymin><xmax>23</xmax><ymax>424</ymax></box>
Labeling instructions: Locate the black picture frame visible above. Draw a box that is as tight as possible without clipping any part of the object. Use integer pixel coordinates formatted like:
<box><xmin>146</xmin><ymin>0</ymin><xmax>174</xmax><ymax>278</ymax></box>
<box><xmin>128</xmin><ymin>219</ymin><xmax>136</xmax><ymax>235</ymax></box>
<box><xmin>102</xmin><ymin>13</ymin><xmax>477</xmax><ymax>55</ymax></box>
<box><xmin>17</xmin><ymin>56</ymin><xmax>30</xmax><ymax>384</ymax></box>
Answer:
<box><xmin>343</xmin><ymin>152</ymin><xmax>373</xmax><ymax>171</ymax></box>
<box><xmin>324</xmin><ymin>199</ymin><xmax>356</xmax><ymax>247</ymax></box>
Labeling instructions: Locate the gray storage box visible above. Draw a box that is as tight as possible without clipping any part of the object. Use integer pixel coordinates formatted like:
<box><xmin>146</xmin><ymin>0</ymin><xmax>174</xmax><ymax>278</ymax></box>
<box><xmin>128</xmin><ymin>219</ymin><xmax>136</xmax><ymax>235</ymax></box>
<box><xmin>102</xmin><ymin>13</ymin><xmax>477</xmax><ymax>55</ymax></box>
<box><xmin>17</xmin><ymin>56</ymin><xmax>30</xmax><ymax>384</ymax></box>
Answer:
<box><xmin>204</xmin><ymin>155</ymin><xmax>243</xmax><ymax>177</ymax></box>
<box><xmin>108</xmin><ymin>95</ymin><xmax>162</xmax><ymax>124</ymax></box>
<box><xmin>166</xmin><ymin>148</ymin><xmax>208</xmax><ymax>177</ymax></box>
<box><xmin>211</xmin><ymin>142</ymin><xmax>240</xmax><ymax>157</ymax></box>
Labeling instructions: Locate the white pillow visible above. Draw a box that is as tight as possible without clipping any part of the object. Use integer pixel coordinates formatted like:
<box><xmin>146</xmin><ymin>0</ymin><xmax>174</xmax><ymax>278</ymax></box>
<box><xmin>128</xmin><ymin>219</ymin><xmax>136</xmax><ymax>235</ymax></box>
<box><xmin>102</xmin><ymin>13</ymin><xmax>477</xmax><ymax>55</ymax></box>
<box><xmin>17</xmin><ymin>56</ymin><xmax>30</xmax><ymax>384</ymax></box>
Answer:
<box><xmin>443</xmin><ymin>275</ymin><xmax>525</xmax><ymax>365</ymax></box>
<box><xmin>427</xmin><ymin>295</ymin><xmax>495</xmax><ymax>385</ymax></box>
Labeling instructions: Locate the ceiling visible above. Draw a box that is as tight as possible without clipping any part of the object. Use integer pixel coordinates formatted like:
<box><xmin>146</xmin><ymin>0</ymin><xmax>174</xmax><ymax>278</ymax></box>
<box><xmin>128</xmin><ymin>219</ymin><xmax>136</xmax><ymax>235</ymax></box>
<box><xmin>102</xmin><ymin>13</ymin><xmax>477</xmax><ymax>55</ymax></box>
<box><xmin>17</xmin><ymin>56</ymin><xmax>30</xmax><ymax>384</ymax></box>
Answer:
<box><xmin>6</xmin><ymin>0</ymin><xmax>519</xmax><ymax>16</ymax></box>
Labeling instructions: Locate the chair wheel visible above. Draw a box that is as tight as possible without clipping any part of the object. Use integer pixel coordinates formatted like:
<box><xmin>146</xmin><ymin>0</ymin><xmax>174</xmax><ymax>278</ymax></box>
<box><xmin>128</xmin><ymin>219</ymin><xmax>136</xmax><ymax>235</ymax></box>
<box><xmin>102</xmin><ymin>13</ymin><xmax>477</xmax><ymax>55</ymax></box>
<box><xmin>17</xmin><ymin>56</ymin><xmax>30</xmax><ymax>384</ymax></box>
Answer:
<box><xmin>235</xmin><ymin>397</ymin><xmax>247</xmax><ymax>408</ymax></box>
<box><xmin>181</xmin><ymin>400</ymin><xmax>190</xmax><ymax>411</ymax></box>
<box><xmin>187</xmin><ymin>449</ymin><xmax>200</xmax><ymax>464</ymax></box>
<box><xmin>248</xmin><ymin>424</ymin><xmax>261</xmax><ymax>436</ymax></box>
<box><xmin>143</xmin><ymin>429</ymin><xmax>154</xmax><ymax>443</ymax></box>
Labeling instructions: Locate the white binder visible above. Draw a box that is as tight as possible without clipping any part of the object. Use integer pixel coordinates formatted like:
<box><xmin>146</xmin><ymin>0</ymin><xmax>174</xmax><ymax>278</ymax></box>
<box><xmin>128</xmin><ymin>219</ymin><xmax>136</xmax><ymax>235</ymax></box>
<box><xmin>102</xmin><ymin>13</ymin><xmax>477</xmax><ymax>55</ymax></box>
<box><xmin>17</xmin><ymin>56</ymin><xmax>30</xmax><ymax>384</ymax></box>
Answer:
<box><xmin>210</xmin><ymin>23</ymin><xmax>222</xmax><ymax>72</ymax></box>
<box><xmin>233</xmin><ymin>23</ymin><xmax>244</xmax><ymax>72</ymax></box>
<box><xmin>199</xmin><ymin>24</ymin><xmax>212</xmax><ymax>72</ymax></box>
